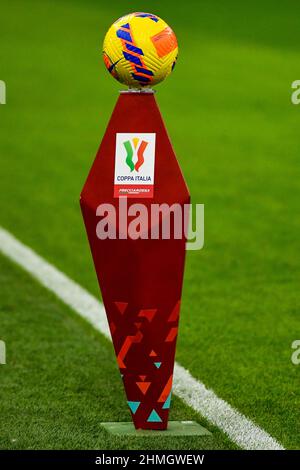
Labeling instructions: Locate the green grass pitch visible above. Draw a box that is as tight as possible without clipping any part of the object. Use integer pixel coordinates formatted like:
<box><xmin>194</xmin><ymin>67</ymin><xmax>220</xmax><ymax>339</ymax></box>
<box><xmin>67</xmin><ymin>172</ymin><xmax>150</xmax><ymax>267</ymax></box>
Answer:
<box><xmin>0</xmin><ymin>0</ymin><xmax>300</xmax><ymax>449</ymax></box>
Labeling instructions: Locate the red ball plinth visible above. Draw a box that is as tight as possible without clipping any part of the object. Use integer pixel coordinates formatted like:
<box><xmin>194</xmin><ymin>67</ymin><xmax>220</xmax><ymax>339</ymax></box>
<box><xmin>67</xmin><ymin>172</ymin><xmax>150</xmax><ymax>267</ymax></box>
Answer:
<box><xmin>80</xmin><ymin>92</ymin><xmax>190</xmax><ymax>430</ymax></box>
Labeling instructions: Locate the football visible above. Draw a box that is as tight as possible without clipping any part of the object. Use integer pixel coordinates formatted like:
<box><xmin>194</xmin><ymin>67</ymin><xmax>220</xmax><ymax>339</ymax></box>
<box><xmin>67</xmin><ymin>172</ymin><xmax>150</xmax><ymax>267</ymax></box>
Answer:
<box><xmin>103</xmin><ymin>12</ymin><xmax>178</xmax><ymax>88</ymax></box>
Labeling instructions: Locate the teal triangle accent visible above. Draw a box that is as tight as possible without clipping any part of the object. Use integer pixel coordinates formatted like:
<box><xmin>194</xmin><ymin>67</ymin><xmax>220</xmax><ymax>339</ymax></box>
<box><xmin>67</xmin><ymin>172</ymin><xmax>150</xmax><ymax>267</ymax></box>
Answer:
<box><xmin>127</xmin><ymin>401</ymin><xmax>140</xmax><ymax>414</ymax></box>
<box><xmin>162</xmin><ymin>392</ymin><xmax>172</xmax><ymax>410</ymax></box>
<box><xmin>147</xmin><ymin>409</ymin><xmax>162</xmax><ymax>423</ymax></box>
<box><xmin>154</xmin><ymin>362</ymin><xmax>162</xmax><ymax>369</ymax></box>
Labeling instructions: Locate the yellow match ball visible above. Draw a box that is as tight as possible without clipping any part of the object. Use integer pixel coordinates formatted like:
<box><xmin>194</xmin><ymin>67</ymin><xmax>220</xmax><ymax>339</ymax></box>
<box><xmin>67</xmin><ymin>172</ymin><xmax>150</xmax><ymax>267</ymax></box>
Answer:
<box><xmin>103</xmin><ymin>12</ymin><xmax>178</xmax><ymax>88</ymax></box>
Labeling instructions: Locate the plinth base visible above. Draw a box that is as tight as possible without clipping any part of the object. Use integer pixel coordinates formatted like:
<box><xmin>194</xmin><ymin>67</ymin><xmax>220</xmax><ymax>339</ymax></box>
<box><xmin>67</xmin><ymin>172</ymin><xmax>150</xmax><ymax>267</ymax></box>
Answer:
<box><xmin>100</xmin><ymin>420</ymin><xmax>212</xmax><ymax>437</ymax></box>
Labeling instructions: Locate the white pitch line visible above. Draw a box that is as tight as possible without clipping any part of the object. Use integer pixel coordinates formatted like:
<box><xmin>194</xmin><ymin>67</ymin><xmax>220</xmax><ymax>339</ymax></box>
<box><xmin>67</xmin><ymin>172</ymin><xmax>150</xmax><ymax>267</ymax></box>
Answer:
<box><xmin>0</xmin><ymin>226</ymin><xmax>284</xmax><ymax>450</ymax></box>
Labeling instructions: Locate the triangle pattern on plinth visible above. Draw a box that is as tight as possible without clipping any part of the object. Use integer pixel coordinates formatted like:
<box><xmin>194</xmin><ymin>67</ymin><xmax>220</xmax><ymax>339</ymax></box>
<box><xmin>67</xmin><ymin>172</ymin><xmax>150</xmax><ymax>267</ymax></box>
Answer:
<box><xmin>162</xmin><ymin>392</ymin><xmax>172</xmax><ymax>410</ymax></box>
<box><xmin>168</xmin><ymin>301</ymin><xmax>181</xmax><ymax>322</ymax></box>
<box><xmin>114</xmin><ymin>302</ymin><xmax>128</xmax><ymax>314</ymax></box>
<box><xmin>127</xmin><ymin>401</ymin><xmax>140</xmax><ymax>414</ymax></box>
<box><xmin>138</xmin><ymin>309</ymin><xmax>157</xmax><ymax>322</ymax></box>
<box><xmin>147</xmin><ymin>409</ymin><xmax>162</xmax><ymax>423</ymax></box>
<box><xmin>136</xmin><ymin>381</ymin><xmax>151</xmax><ymax>395</ymax></box>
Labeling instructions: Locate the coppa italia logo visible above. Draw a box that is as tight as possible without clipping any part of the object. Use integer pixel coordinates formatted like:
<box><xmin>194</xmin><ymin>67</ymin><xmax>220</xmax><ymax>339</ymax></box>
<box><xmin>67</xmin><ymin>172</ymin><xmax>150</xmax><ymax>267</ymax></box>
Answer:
<box><xmin>124</xmin><ymin>137</ymin><xmax>147</xmax><ymax>172</ymax></box>
<box><xmin>114</xmin><ymin>133</ymin><xmax>156</xmax><ymax>198</ymax></box>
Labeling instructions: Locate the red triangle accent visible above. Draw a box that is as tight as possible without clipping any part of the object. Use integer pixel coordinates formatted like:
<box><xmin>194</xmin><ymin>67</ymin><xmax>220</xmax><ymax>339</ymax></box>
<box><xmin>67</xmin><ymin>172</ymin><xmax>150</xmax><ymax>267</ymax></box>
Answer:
<box><xmin>114</xmin><ymin>302</ymin><xmax>128</xmax><ymax>314</ymax></box>
<box><xmin>168</xmin><ymin>300</ymin><xmax>180</xmax><ymax>322</ymax></box>
<box><xmin>158</xmin><ymin>375</ymin><xmax>173</xmax><ymax>402</ymax></box>
<box><xmin>165</xmin><ymin>327</ymin><xmax>178</xmax><ymax>342</ymax></box>
<box><xmin>149</xmin><ymin>350</ymin><xmax>157</xmax><ymax>357</ymax></box>
<box><xmin>139</xmin><ymin>375</ymin><xmax>146</xmax><ymax>381</ymax></box>
<box><xmin>136</xmin><ymin>382</ymin><xmax>151</xmax><ymax>394</ymax></box>
<box><xmin>138</xmin><ymin>309</ymin><xmax>157</xmax><ymax>322</ymax></box>
<box><xmin>134</xmin><ymin>322</ymin><xmax>142</xmax><ymax>329</ymax></box>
